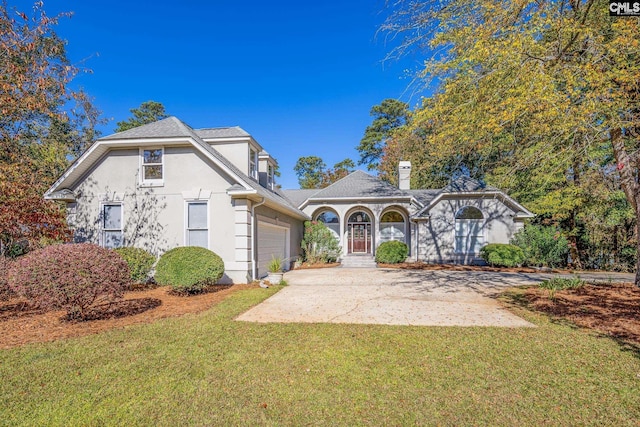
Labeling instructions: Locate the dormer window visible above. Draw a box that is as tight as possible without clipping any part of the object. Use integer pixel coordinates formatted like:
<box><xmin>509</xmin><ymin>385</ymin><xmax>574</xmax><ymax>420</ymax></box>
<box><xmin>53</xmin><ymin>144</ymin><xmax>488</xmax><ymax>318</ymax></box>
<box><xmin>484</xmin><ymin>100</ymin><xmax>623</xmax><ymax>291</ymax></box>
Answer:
<box><xmin>249</xmin><ymin>148</ymin><xmax>258</xmax><ymax>179</ymax></box>
<box><xmin>140</xmin><ymin>148</ymin><xmax>164</xmax><ymax>186</ymax></box>
<box><xmin>267</xmin><ymin>164</ymin><xmax>275</xmax><ymax>189</ymax></box>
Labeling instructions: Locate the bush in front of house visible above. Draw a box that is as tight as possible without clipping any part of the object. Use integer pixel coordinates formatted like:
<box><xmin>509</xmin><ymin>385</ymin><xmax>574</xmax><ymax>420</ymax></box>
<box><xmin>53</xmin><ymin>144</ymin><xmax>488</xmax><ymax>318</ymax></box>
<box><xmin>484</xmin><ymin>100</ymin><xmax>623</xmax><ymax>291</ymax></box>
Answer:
<box><xmin>114</xmin><ymin>247</ymin><xmax>156</xmax><ymax>284</ymax></box>
<box><xmin>479</xmin><ymin>243</ymin><xmax>525</xmax><ymax>268</ymax></box>
<box><xmin>154</xmin><ymin>246</ymin><xmax>224</xmax><ymax>294</ymax></box>
<box><xmin>7</xmin><ymin>243</ymin><xmax>130</xmax><ymax>319</ymax></box>
<box><xmin>375</xmin><ymin>240</ymin><xmax>409</xmax><ymax>264</ymax></box>
<box><xmin>511</xmin><ymin>225</ymin><xmax>569</xmax><ymax>268</ymax></box>
<box><xmin>301</xmin><ymin>221</ymin><xmax>341</xmax><ymax>264</ymax></box>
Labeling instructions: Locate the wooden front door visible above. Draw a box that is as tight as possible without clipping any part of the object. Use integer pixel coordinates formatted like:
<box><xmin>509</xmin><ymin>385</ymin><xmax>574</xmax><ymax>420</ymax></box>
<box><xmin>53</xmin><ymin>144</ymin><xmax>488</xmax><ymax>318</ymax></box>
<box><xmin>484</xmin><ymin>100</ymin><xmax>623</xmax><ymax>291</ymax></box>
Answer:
<box><xmin>348</xmin><ymin>223</ymin><xmax>371</xmax><ymax>253</ymax></box>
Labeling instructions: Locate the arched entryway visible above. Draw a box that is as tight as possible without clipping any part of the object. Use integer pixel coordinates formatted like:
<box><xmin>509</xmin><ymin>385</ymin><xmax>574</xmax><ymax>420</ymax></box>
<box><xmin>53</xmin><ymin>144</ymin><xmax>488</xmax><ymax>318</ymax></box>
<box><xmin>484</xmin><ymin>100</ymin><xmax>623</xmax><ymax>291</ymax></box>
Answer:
<box><xmin>347</xmin><ymin>210</ymin><xmax>372</xmax><ymax>254</ymax></box>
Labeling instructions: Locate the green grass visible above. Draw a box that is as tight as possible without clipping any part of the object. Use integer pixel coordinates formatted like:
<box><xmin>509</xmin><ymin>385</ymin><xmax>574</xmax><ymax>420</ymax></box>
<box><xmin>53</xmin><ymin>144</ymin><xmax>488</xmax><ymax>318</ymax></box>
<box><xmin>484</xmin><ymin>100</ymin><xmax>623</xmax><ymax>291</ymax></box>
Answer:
<box><xmin>1</xmin><ymin>286</ymin><xmax>639</xmax><ymax>426</ymax></box>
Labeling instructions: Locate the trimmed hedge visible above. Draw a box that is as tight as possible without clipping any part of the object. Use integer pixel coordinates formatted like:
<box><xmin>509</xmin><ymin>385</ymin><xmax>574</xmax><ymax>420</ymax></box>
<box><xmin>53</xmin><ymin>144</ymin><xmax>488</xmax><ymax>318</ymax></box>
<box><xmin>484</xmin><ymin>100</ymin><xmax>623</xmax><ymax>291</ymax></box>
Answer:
<box><xmin>479</xmin><ymin>244</ymin><xmax>525</xmax><ymax>267</ymax></box>
<box><xmin>375</xmin><ymin>240</ymin><xmax>409</xmax><ymax>264</ymax></box>
<box><xmin>7</xmin><ymin>243</ymin><xmax>130</xmax><ymax>319</ymax></box>
<box><xmin>114</xmin><ymin>247</ymin><xmax>155</xmax><ymax>284</ymax></box>
<box><xmin>155</xmin><ymin>246</ymin><xmax>224</xmax><ymax>294</ymax></box>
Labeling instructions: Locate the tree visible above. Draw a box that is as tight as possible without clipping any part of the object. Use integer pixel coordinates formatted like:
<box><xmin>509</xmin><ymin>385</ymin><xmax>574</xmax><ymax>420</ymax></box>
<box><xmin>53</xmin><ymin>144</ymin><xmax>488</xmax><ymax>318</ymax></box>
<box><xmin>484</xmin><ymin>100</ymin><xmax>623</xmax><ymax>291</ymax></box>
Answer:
<box><xmin>294</xmin><ymin>156</ymin><xmax>356</xmax><ymax>189</ymax></box>
<box><xmin>382</xmin><ymin>0</ymin><xmax>640</xmax><ymax>282</ymax></box>
<box><xmin>0</xmin><ymin>2</ymin><xmax>100</xmax><ymax>256</ymax></box>
<box><xmin>294</xmin><ymin>156</ymin><xmax>326</xmax><ymax>189</ymax></box>
<box><xmin>357</xmin><ymin>99</ymin><xmax>410</xmax><ymax>170</ymax></box>
<box><xmin>115</xmin><ymin>101</ymin><xmax>168</xmax><ymax>132</ymax></box>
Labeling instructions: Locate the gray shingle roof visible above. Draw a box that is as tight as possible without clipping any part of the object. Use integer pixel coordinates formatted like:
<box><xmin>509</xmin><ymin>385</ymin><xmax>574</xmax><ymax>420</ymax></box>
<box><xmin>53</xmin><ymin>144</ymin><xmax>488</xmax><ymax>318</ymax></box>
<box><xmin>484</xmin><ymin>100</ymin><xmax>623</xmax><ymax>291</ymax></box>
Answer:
<box><xmin>406</xmin><ymin>189</ymin><xmax>441</xmax><ymax>205</ymax></box>
<box><xmin>282</xmin><ymin>189</ymin><xmax>320</xmax><ymax>208</ymax></box>
<box><xmin>100</xmin><ymin>116</ymin><xmax>194</xmax><ymax>140</ymax></box>
<box><xmin>308</xmin><ymin>170</ymin><xmax>412</xmax><ymax>200</ymax></box>
<box><xmin>195</xmin><ymin>127</ymin><xmax>250</xmax><ymax>139</ymax></box>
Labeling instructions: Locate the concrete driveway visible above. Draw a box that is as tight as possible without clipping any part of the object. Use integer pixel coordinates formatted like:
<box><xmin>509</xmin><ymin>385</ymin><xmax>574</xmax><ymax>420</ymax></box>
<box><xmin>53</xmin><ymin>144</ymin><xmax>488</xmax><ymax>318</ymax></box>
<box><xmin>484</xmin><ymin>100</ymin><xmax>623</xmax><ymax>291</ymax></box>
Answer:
<box><xmin>236</xmin><ymin>268</ymin><xmax>577</xmax><ymax>327</ymax></box>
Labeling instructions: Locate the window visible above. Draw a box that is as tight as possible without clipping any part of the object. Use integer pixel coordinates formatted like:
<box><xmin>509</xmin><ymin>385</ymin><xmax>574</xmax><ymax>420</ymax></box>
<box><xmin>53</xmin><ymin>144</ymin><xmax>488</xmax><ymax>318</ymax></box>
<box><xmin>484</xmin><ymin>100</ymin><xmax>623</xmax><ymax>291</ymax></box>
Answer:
<box><xmin>455</xmin><ymin>206</ymin><xmax>484</xmax><ymax>254</ymax></box>
<box><xmin>141</xmin><ymin>148</ymin><xmax>163</xmax><ymax>185</ymax></box>
<box><xmin>187</xmin><ymin>202</ymin><xmax>208</xmax><ymax>248</ymax></box>
<box><xmin>102</xmin><ymin>204</ymin><xmax>123</xmax><ymax>249</ymax></box>
<box><xmin>315</xmin><ymin>210</ymin><xmax>340</xmax><ymax>238</ymax></box>
<box><xmin>380</xmin><ymin>211</ymin><xmax>406</xmax><ymax>244</ymax></box>
<box><xmin>249</xmin><ymin>148</ymin><xmax>257</xmax><ymax>179</ymax></box>
<box><xmin>267</xmin><ymin>165</ymin><xmax>275</xmax><ymax>189</ymax></box>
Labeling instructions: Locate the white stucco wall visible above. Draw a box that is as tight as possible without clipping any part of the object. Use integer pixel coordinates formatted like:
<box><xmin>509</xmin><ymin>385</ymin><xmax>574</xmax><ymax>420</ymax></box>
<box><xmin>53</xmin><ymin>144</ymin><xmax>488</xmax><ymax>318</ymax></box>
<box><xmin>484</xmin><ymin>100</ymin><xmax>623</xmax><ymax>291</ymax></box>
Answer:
<box><xmin>69</xmin><ymin>146</ymin><xmax>252</xmax><ymax>283</ymax></box>
<box><xmin>301</xmin><ymin>200</ymin><xmax>418</xmax><ymax>257</ymax></box>
<box><xmin>416</xmin><ymin>195</ymin><xmax>525</xmax><ymax>264</ymax></box>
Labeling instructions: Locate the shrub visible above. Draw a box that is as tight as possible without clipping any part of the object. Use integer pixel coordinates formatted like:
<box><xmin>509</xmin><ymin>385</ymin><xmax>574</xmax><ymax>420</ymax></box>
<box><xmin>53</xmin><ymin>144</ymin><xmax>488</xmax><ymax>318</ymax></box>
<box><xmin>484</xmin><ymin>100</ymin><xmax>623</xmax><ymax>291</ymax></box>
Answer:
<box><xmin>268</xmin><ymin>255</ymin><xmax>283</xmax><ymax>273</ymax></box>
<box><xmin>7</xmin><ymin>243</ymin><xmax>130</xmax><ymax>319</ymax></box>
<box><xmin>479</xmin><ymin>244</ymin><xmax>525</xmax><ymax>267</ymax></box>
<box><xmin>538</xmin><ymin>276</ymin><xmax>584</xmax><ymax>299</ymax></box>
<box><xmin>0</xmin><ymin>257</ymin><xmax>16</xmax><ymax>300</ymax></box>
<box><xmin>511</xmin><ymin>225</ymin><xmax>569</xmax><ymax>268</ymax></box>
<box><xmin>375</xmin><ymin>240</ymin><xmax>409</xmax><ymax>264</ymax></box>
<box><xmin>114</xmin><ymin>247</ymin><xmax>155</xmax><ymax>284</ymax></box>
<box><xmin>301</xmin><ymin>221</ymin><xmax>341</xmax><ymax>264</ymax></box>
<box><xmin>155</xmin><ymin>246</ymin><xmax>224</xmax><ymax>294</ymax></box>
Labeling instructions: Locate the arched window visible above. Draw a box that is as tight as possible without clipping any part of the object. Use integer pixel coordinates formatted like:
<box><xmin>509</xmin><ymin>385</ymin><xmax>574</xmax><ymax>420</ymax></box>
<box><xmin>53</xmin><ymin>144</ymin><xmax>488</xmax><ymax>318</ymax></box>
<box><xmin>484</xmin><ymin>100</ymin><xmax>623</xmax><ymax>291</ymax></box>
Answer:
<box><xmin>315</xmin><ymin>210</ymin><xmax>340</xmax><ymax>238</ymax></box>
<box><xmin>379</xmin><ymin>211</ymin><xmax>406</xmax><ymax>244</ymax></box>
<box><xmin>455</xmin><ymin>206</ymin><xmax>484</xmax><ymax>254</ymax></box>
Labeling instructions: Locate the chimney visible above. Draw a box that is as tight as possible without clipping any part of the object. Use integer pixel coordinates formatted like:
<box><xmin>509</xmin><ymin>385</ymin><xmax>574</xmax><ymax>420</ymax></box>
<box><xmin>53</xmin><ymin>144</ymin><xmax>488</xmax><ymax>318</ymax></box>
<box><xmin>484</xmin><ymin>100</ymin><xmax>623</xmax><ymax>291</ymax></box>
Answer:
<box><xmin>398</xmin><ymin>161</ymin><xmax>411</xmax><ymax>190</ymax></box>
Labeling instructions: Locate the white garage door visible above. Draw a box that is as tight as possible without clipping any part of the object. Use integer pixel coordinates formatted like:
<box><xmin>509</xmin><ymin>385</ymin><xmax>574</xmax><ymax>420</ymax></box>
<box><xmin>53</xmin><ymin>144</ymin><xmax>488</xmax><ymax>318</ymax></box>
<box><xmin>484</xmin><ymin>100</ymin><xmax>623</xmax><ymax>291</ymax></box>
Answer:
<box><xmin>257</xmin><ymin>221</ymin><xmax>289</xmax><ymax>278</ymax></box>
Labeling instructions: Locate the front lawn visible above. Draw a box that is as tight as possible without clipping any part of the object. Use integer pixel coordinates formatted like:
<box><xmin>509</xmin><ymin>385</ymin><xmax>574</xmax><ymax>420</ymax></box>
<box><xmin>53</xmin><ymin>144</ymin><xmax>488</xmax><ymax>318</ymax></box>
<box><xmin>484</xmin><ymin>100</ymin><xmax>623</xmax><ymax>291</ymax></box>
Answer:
<box><xmin>1</xmin><ymin>286</ymin><xmax>639</xmax><ymax>426</ymax></box>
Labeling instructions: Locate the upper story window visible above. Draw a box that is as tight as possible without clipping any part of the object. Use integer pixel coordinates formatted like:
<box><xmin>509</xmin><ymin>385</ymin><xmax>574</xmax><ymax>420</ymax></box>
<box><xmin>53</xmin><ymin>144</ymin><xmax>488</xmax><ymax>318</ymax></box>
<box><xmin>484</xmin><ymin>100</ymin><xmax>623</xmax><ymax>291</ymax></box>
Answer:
<box><xmin>249</xmin><ymin>148</ymin><xmax>258</xmax><ymax>179</ymax></box>
<box><xmin>141</xmin><ymin>148</ymin><xmax>164</xmax><ymax>186</ymax></box>
<box><xmin>267</xmin><ymin>164</ymin><xmax>275</xmax><ymax>189</ymax></box>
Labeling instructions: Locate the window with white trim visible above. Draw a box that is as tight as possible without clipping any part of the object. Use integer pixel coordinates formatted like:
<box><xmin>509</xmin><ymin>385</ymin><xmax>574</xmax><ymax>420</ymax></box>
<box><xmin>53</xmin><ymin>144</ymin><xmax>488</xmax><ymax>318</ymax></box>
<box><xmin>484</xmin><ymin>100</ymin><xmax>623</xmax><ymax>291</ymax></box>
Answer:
<box><xmin>102</xmin><ymin>203</ymin><xmax>123</xmax><ymax>249</ymax></box>
<box><xmin>186</xmin><ymin>201</ymin><xmax>208</xmax><ymax>248</ymax></box>
<box><xmin>379</xmin><ymin>211</ymin><xmax>406</xmax><ymax>244</ymax></box>
<box><xmin>267</xmin><ymin>164</ymin><xmax>275</xmax><ymax>189</ymax></box>
<box><xmin>455</xmin><ymin>206</ymin><xmax>484</xmax><ymax>254</ymax></box>
<box><xmin>315</xmin><ymin>210</ymin><xmax>340</xmax><ymax>239</ymax></box>
<box><xmin>141</xmin><ymin>148</ymin><xmax>164</xmax><ymax>185</ymax></box>
<box><xmin>249</xmin><ymin>148</ymin><xmax>258</xmax><ymax>179</ymax></box>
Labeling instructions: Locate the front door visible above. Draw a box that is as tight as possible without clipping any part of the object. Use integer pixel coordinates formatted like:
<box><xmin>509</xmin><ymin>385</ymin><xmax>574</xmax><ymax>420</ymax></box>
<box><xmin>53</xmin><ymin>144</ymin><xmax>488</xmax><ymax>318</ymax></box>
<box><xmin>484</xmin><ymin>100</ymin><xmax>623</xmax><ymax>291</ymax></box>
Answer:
<box><xmin>347</xmin><ymin>211</ymin><xmax>373</xmax><ymax>254</ymax></box>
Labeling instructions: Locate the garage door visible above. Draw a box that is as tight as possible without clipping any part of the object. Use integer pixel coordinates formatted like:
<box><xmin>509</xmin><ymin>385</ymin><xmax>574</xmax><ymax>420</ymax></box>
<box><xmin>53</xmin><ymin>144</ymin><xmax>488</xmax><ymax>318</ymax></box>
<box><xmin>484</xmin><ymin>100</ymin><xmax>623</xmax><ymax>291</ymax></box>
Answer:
<box><xmin>257</xmin><ymin>222</ymin><xmax>289</xmax><ymax>278</ymax></box>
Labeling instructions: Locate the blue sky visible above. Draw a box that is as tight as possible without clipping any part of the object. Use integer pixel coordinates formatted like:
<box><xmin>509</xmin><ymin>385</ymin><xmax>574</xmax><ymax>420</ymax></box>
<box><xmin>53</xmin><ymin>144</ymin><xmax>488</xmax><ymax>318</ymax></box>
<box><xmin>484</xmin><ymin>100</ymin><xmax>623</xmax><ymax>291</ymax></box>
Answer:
<box><xmin>16</xmin><ymin>1</ymin><xmax>424</xmax><ymax>188</ymax></box>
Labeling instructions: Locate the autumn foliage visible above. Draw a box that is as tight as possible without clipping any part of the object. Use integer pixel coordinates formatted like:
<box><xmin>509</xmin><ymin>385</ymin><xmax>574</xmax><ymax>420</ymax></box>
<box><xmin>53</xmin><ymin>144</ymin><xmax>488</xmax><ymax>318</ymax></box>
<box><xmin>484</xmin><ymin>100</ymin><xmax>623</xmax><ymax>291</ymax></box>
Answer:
<box><xmin>7</xmin><ymin>243</ymin><xmax>130</xmax><ymax>319</ymax></box>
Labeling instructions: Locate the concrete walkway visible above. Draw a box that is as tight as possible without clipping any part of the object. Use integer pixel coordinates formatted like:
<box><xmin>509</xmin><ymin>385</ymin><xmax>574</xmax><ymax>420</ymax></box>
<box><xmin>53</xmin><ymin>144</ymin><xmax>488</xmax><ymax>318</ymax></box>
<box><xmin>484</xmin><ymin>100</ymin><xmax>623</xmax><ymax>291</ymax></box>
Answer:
<box><xmin>238</xmin><ymin>268</ymin><xmax>615</xmax><ymax>327</ymax></box>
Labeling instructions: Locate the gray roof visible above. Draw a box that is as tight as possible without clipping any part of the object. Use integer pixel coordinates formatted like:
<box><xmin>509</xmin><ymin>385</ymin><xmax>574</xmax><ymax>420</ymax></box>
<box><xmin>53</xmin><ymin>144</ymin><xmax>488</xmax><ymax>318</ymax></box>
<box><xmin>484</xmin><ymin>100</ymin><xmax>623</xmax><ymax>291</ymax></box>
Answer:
<box><xmin>406</xmin><ymin>189</ymin><xmax>441</xmax><ymax>205</ymax></box>
<box><xmin>307</xmin><ymin>170</ymin><xmax>412</xmax><ymax>200</ymax></box>
<box><xmin>282</xmin><ymin>189</ymin><xmax>320</xmax><ymax>207</ymax></box>
<box><xmin>195</xmin><ymin>127</ymin><xmax>250</xmax><ymax>139</ymax></box>
<box><xmin>441</xmin><ymin>176</ymin><xmax>498</xmax><ymax>193</ymax></box>
<box><xmin>100</xmin><ymin>116</ymin><xmax>194</xmax><ymax>140</ymax></box>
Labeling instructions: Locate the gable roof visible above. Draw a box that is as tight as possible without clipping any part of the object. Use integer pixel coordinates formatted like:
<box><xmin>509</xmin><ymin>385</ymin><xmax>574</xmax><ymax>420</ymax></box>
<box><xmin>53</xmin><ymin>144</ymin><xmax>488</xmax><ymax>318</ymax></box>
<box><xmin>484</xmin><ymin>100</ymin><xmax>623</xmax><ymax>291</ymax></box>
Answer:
<box><xmin>413</xmin><ymin>176</ymin><xmax>534</xmax><ymax>219</ymax></box>
<box><xmin>289</xmin><ymin>170</ymin><xmax>419</xmax><ymax>209</ymax></box>
<box><xmin>45</xmin><ymin>117</ymin><xmax>308</xmax><ymax>220</ymax></box>
<box><xmin>195</xmin><ymin>126</ymin><xmax>250</xmax><ymax>139</ymax></box>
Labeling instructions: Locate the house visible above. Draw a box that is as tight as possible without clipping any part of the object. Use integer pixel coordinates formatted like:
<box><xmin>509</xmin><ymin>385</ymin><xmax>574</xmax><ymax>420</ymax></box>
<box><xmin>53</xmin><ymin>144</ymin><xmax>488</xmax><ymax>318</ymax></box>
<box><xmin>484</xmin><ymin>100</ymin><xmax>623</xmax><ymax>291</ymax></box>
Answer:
<box><xmin>45</xmin><ymin>117</ymin><xmax>534</xmax><ymax>282</ymax></box>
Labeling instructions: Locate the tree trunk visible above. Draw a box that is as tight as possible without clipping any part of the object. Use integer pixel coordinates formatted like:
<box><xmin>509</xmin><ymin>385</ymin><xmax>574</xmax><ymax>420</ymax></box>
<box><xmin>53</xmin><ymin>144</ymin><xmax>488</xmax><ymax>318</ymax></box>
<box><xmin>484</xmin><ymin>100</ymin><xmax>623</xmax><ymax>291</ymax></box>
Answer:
<box><xmin>610</xmin><ymin>128</ymin><xmax>640</xmax><ymax>286</ymax></box>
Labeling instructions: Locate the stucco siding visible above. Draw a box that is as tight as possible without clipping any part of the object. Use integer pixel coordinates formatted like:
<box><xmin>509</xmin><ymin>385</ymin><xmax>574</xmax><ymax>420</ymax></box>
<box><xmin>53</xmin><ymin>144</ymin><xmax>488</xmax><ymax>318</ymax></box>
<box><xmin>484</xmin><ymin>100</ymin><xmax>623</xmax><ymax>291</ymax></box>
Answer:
<box><xmin>416</xmin><ymin>195</ymin><xmax>521</xmax><ymax>264</ymax></box>
<box><xmin>208</xmin><ymin>141</ymin><xmax>250</xmax><ymax>176</ymax></box>
<box><xmin>301</xmin><ymin>200</ymin><xmax>417</xmax><ymax>257</ymax></box>
<box><xmin>68</xmin><ymin>146</ymin><xmax>250</xmax><ymax>283</ymax></box>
